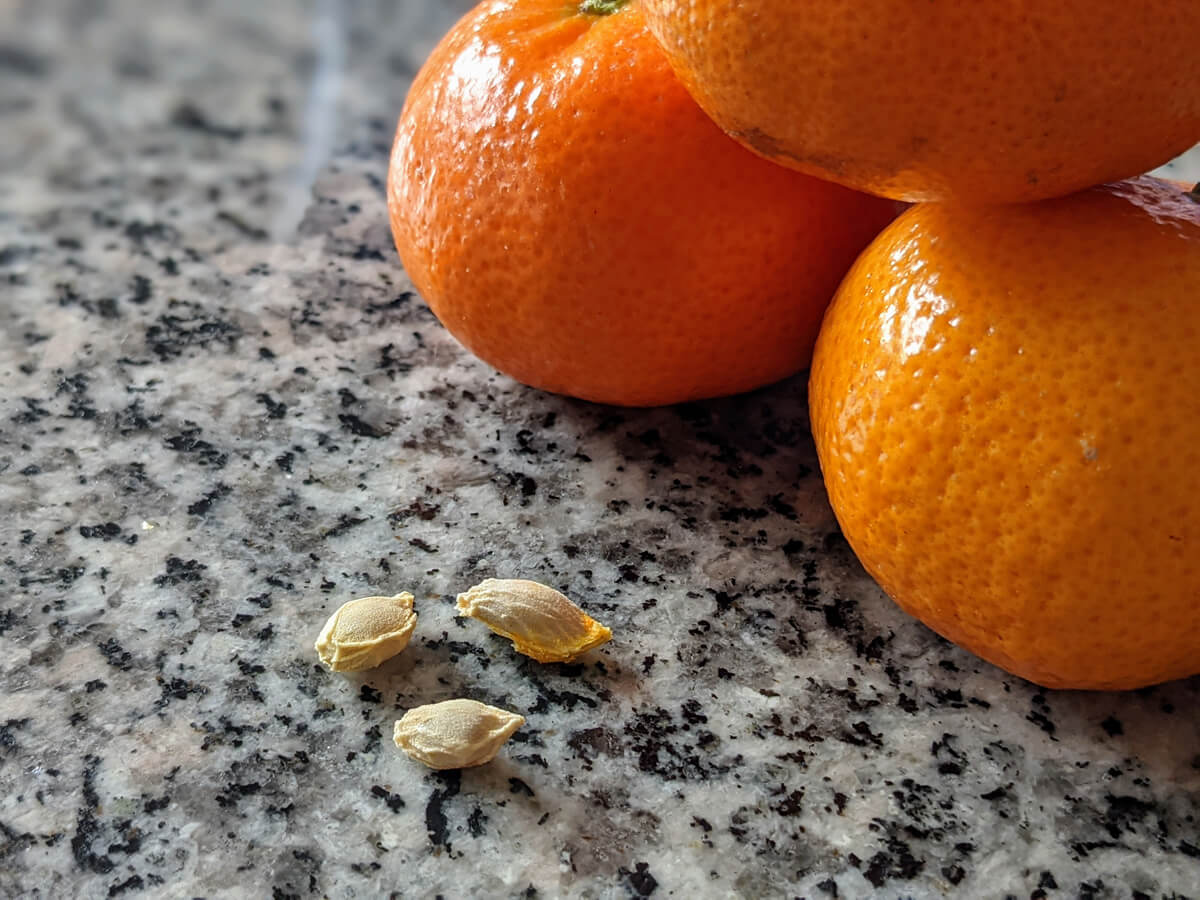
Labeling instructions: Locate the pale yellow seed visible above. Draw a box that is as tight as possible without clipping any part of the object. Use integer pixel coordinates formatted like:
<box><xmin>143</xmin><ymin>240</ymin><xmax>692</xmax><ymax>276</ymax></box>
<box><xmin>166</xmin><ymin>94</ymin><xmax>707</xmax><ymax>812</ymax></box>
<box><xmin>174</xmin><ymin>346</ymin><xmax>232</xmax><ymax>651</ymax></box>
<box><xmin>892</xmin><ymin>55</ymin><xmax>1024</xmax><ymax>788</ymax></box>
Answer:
<box><xmin>315</xmin><ymin>593</ymin><xmax>417</xmax><ymax>672</ymax></box>
<box><xmin>455</xmin><ymin>578</ymin><xmax>612</xmax><ymax>663</ymax></box>
<box><xmin>393</xmin><ymin>699</ymin><xmax>525</xmax><ymax>770</ymax></box>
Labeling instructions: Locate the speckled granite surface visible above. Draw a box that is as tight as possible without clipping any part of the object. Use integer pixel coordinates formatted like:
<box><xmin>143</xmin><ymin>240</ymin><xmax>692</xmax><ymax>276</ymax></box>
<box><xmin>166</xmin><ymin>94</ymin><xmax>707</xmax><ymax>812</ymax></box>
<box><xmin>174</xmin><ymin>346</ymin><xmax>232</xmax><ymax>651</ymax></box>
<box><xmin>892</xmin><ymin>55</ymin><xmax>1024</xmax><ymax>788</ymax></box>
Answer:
<box><xmin>2</xmin><ymin>2</ymin><xmax>1200</xmax><ymax>898</ymax></box>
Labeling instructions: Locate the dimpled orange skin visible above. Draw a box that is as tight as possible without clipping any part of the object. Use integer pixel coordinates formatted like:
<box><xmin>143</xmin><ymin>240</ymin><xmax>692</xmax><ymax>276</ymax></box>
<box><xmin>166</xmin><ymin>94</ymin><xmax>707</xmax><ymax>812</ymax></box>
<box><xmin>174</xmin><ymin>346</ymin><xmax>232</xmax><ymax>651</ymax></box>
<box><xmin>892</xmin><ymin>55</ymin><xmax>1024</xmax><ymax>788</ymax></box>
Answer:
<box><xmin>809</xmin><ymin>177</ymin><xmax>1200</xmax><ymax>690</ymax></box>
<box><xmin>387</xmin><ymin>0</ymin><xmax>898</xmax><ymax>407</ymax></box>
<box><xmin>642</xmin><ymin>0</ymin><xmax>1200</xmax><ymax>204</ymax></box>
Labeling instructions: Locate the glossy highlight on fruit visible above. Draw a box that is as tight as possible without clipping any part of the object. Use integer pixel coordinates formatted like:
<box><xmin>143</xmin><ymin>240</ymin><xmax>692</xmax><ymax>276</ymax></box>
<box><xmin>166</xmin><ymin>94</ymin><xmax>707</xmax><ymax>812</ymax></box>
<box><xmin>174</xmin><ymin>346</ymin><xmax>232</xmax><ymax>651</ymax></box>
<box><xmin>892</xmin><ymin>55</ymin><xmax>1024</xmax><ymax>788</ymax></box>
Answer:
<box><xmin>388</xmin><ymin>0</ymin><xmax>898</xmax><ymax>407</ymax></box>
<box><xmin>643</xmin><ymin>0</ymin><xmax>1200</xmax><ymax>203</ymax></box>
<box><xmin>809</xmin><ymin>177</ymin><xmax>1200</xmax><ymax>690</ymax></box>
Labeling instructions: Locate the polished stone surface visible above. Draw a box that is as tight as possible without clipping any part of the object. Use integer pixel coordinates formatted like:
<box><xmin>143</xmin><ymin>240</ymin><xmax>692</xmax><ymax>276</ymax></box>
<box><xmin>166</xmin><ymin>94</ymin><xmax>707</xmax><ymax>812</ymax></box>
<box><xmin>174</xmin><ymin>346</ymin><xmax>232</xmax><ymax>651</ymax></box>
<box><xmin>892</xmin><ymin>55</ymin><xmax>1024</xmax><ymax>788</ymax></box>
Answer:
<box><xmin>2</xmin><ymin>2</ymin><xmax>1199</xmax><ymax>897</ymax></box>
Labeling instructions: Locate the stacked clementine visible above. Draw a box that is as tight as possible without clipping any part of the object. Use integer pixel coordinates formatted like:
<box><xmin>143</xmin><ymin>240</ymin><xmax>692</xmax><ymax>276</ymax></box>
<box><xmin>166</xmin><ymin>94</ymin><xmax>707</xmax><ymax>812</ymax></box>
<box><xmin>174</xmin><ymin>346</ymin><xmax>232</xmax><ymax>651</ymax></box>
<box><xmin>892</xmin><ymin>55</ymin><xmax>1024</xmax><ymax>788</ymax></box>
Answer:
<box><xmin>389</xmin><ymin>0</ymin><xmax>1200</xmax><ymax>689</ymax></box>
<box><xmin>808</xmin><ymin>180</ymin><xmax>1200</xmax><ymax>690</ymax></box>
<box><xmin>643</xmin><ymin>0</ymin><xmax>1200</xmax><ymax>203</ymax></box>
<box><xmin>388</xmin><ymin>0</ymin><xmax>897</xmax><ymax>407</ymax></box>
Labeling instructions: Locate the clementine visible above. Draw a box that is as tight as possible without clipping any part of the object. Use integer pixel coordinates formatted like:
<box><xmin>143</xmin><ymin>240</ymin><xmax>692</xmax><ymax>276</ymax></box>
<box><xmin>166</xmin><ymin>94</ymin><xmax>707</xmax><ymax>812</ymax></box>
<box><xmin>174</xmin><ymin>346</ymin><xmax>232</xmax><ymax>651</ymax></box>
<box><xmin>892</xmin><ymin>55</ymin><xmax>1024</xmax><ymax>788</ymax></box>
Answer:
<box><xmin>809</xmin><ymin>176</ymin><xmax>1200</xmax><ymax>690</ymax></box>
<box><xmin>643</xmin><ymin>0</ymin><xmax>1200</xmax><ymax>204</ymax></box>
<box><xmin>387</xmin><ymin>0</ymin><xmax>898</xmax><ymax>407</ymax></box>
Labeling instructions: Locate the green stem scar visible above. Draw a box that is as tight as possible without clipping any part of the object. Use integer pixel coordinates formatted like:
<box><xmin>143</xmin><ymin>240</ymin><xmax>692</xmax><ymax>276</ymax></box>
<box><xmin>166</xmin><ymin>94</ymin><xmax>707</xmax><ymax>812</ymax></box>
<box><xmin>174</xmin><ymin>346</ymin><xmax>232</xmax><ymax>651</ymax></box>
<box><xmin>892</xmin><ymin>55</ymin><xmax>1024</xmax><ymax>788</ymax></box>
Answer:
<box><xmin>579</xmin><ymin>0</ymin><xmax>628</xmax><ymax>15</ymax></box>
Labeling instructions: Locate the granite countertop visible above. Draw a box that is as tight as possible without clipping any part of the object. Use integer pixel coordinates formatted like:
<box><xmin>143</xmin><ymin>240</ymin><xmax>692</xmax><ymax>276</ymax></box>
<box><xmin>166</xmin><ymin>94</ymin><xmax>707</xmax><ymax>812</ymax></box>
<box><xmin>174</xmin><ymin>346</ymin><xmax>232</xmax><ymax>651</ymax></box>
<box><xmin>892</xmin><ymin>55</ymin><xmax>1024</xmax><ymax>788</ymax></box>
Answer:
<box><xmin>2</xmin><ymin>2</ymin><xmax>1199</xmax><ymax>898</ymax></box>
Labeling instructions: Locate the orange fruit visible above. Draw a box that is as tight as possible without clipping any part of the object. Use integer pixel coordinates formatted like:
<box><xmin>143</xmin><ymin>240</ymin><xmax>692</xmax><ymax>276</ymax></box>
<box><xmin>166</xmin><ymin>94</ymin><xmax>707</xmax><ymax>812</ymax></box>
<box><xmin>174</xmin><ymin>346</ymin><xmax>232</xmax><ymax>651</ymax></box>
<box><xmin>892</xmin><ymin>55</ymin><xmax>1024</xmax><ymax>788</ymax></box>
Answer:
<box><xmin>642</xmin><ymin>0</ymin><xmax>1200</xmax><ymax>204</ymax></box>
<box><xmin>808</xmin><ymin>176</ymin><xmax>1200</xmax><ymax>690</ymax></box>
<box><xmin>387</xmin><ymin>0</ymin><xmax>898</xmax><ymax>407</ymax></box>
